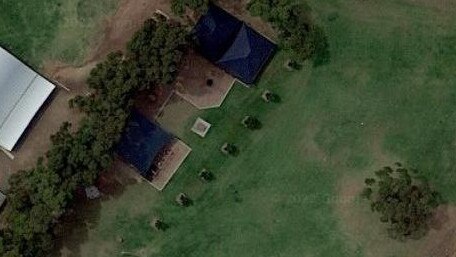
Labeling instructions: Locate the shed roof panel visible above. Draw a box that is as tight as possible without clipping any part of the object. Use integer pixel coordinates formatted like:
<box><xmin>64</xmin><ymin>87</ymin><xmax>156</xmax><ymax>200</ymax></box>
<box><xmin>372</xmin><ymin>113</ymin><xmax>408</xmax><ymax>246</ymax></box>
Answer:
<box><xmin>0</xmin><ymin>48</ymin><xmax>56</xmax><ymax>151</ymax></box>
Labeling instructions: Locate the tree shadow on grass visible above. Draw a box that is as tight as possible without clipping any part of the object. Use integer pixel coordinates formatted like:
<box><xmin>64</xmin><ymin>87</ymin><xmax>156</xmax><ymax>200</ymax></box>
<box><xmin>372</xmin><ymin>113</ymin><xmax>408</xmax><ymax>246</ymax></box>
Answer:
<box><xmin>312</xmin><ymin>26</ymin><xmax>331</xmax><ymax>67</ymax></box>
<box><xmin>51</xmin><ymin>161</ymin><xmax>139</xmax><ymax>257</ymax></box>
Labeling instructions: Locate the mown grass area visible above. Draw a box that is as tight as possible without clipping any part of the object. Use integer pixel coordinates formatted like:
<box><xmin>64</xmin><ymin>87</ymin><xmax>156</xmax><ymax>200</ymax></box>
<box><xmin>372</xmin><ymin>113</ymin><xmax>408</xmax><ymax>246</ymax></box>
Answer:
<box><xmin>76</xmin><ymin>56</ymin><xmax>354</xmax><ymax>257</ymax></box>
<box><xmin>52</xmin><ymin>0</ymin><xmax>456</xmax><ymax>256</ymax></box>
<box><xmin>0</xmin><ymin>0</ymin><xmax>119</xmax><ymax>67</ymax></box>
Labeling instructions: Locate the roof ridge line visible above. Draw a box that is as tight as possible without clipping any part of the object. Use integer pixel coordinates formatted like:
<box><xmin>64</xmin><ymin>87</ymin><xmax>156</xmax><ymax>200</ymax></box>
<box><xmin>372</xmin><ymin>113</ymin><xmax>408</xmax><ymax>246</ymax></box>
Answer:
<box><xmin>0</xmin><ymin>74</ymin><xmax>39</xmax><ymax>131</ymax></box>
<box><xmin>216</xmin><ymin>23</ymin><xmax>250</xmax><ymax>62</ymax></box>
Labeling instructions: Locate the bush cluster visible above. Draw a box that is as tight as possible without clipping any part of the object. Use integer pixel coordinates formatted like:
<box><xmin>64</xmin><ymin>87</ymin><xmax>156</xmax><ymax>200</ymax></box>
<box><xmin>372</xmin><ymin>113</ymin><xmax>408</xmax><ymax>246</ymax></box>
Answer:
<box><xmin>362</xmin><ymin>165</ymin><xmax>442</xmax><ymax>240</ymax></box>
<box><xmin>248</xmin><ymin>0</ymin><xmax>329</xmax><ymax>65</ymax></box>
<box><xmin>171</xmin><ymin>0</ymin><xmax>209</xmax><ymax>16</ymax></box>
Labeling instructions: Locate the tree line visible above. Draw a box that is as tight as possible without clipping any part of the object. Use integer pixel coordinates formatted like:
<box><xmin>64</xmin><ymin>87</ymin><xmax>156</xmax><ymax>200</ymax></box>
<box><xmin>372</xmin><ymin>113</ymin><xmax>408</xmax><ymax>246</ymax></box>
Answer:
<box><xmin>0</xmin><ymin>20</ymin><xmax>188</xmax><ymax>257</ymax></box>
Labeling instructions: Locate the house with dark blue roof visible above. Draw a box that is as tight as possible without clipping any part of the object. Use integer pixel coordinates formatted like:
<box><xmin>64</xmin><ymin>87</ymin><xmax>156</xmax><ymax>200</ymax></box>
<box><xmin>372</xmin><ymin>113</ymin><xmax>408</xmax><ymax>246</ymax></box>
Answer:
<box><xmin>193</xmin><ymin>4</ymin><xmax>276</xmax><ymax>85</ymax></box>
<box><xmin>116</xmin><ymin>110</ymin><xmax>173</xmax><ymax>179</ymax></box>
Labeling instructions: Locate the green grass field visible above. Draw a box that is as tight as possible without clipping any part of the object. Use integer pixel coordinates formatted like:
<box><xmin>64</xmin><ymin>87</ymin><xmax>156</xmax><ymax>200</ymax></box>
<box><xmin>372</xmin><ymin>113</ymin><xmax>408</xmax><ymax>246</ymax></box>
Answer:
<box><xmin>3</xmin><ymin>0</ymin><xmax>456</xmax><ymax>256</ymax></box>
<box><xmin>67</xmin><ymin>1</ymin><xmax>456</xmax><ymax>256</ymax></box>
<box><xmin>0</xmin><ymin>0</ymin><xmax>119</xmax><ymax>67</ymax></box>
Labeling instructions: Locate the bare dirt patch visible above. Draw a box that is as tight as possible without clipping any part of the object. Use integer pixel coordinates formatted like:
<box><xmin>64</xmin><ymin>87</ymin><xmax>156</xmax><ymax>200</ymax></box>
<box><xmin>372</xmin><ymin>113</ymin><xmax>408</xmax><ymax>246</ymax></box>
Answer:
<box><xmin>43</xmin><ymin>0</ymin><xmax>275</xmax><ymax>96</ymax></box>
<box><xmin>87</xmin><ymin>0</ymin><xmax>173</xmax><ymax>62</ymax></box>
<box><xmin>175</xmin><ymin>49</ymin><xmax>235</xmax><ymax>109</ymax></box>
<box><xmin>44</xmin><ymin>0</ymin><xmax>175</xmax><ymax>90</ymax></box>
<box><xmin>0</xmin><ymin>89</ymin><xmax>84</xmax><ymax>191</ymax></box>
<box><xmin>43</xmin><ymin>61</ymin><xmax>97</xmax><ymax>93</ymax></box>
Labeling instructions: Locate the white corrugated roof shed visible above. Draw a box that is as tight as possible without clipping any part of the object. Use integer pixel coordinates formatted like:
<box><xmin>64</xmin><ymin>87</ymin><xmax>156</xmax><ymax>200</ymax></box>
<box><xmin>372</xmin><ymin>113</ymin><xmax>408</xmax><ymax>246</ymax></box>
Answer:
<box><xmin>0</xmin><ymin>47</ymin><xmax>55</xmax><ymax>151</ymax></box>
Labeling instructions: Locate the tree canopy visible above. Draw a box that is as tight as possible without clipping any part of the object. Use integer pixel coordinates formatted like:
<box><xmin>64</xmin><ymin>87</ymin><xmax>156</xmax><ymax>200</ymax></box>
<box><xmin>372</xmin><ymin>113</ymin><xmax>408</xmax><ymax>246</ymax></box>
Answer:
<box><xmin>127</xmin><ymin>19</ymin><xmax>188</xmax><ymax>87</ymax></box>
<box><xmin>362</xmin><ymin>165</ymin><xmax>442</xmax><ymax>240</ymax></box>
<box><xmin>248</xmin><ymin>0</ymin><xmax>329</xmax><ymax>64</ymax></box>
<box><xmin>0</xmin><ymin>20</ymin><xmax>188</xmax><ymax>257</ymax></box>
<box><xmin>171</xmin><ymin>0</ymin><xmax>209</xmax><ymax>16</ymax></box>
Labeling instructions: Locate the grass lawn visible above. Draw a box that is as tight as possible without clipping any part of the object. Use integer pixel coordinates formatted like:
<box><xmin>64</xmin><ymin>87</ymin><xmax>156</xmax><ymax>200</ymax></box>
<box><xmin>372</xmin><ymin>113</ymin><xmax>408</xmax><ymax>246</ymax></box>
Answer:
<box><xmin>11</xmin><ymin>0</ymin><xmax>456</xmax><ymax>256</ymax></box>
<box><xmin>68</xmin><ymin>0</ymin><xmax>456</xmax><ymax>255</ymax></box>
<box><xmin>0</xmin><ymin>0</ymin><xmax>119</xmax><ymax>67</ymax></box>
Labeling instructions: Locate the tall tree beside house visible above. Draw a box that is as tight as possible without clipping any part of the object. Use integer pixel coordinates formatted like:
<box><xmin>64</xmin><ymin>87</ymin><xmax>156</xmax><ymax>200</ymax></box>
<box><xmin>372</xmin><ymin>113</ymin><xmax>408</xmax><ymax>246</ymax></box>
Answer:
<box><xmin>0</xmin><ymin>20</ymin><xmax>188</xmax><ymax>257</ymax></box>
<box><xmin>362</xmin><ymin>165</ymin><xmax>442</xmax><ymax>240</ymax></box>
<box><xmin>248</xmin><ymin>0</ymin><xmax>329</xmax><ymax>65</ymax></box>
<box><xmin>127</xmin><ymin>19</ymin><xmax>189</xmax><ymax>87</ymax></box>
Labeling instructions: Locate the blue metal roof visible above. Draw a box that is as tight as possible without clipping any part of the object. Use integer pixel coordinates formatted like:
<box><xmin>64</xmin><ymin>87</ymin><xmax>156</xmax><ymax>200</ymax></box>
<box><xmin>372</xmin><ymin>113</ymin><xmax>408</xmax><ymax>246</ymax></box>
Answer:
<box><xmin>193</xmin><ymin>4</ymin><xmax>243</xmax><ymax>62</ymax></box>
<box><xmin>117</xmin><ymin>110</ymin><xmax>173</xmax><ymax>177</ymax></box>
<box><xmin>216</xmin><ymin>24</ymin><xmax>276</xmax><ymax>84</ymax></box>
<box><xmin>193</xmin><ymin>4</ymin><xmax>276</xmax><ymax>84</ymax></box>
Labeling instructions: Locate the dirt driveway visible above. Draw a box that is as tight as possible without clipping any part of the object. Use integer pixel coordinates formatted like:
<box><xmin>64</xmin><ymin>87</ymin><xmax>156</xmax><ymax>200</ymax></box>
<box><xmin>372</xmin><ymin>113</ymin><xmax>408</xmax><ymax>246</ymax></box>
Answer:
<box><xmin>44</xmin><ymin>0</ymin><xmax>174</xmax><ymax>82</ymax></box>
<box><xmin>0</xmin><ymin>88</ymin><xmax>84</xmax><ymax>191</ymax></box>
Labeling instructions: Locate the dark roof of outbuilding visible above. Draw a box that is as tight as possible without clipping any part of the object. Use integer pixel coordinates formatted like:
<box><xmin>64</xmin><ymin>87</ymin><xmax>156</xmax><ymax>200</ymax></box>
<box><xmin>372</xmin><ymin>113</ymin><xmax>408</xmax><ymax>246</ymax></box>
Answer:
<box><xmin>216</xmin><ymin>24</ymin><xmax>276</xmax><ymax>84</ymax></box>
<box><xmin>117</xmin><ymin>110</ymin><xmax>173</xmax><ymax>177</ymax></box>
<box><xmin>193</xmin><ymin>4</ymin><xmax>243</xmax><ymax>62</ymax></box>
<box><xmin>193</xmin><ymin>4</ymin><xmax>276</xmax><ymax>84</ymax></box>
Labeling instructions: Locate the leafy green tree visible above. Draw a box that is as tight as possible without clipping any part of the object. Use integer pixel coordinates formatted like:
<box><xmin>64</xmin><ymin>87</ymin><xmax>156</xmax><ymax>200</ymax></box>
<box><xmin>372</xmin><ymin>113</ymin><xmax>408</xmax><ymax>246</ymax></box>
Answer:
<box><xmin>176</xmin><ymin>193</ymin><xmax>192</xmax><ymax>207</ymax></box>
<box><xmin>1</xmin><ymin>159</ymin><xmax>65</xmax><ymax>257</ymax></box>
<box><xmin>362</xmin><ymin>165</ymin><xmax>442</xmax><ymax>240</ymax></box>
<box><xmin>221</xmin><ymin>143</ymin><xmax>238</xmax><ymax>156</ymax></box>
<box><xmin>199</xmin><ymin>170</ymin><xmax>214</xmax><ymax>182</ymax></box>
<box><xmin>153</xmin><ymin>219</ymin><xmax>169</xmax><ymax>231</ymax></box>
<box><xmin>242</xmin><ymin>116</ymin><xmax>262</xmax><ymax>130</ymax></box>
<box><xmin>171</xmin><ymin>0</ymin><xmax>209</xmax><ymax>16</ymax></box>
<box><xmin>262</xmin><ymin>90</ymin><xmax>281</xmax><ymax>103</ymax></box>
<box><xmin>248</xmin><ymin>0</ymin><xmax>329</xmax><ymax>64</ymax></box>
<box><xmin>127</xmin><ymin>19</ymin><xmax>188</xmax><ymax>87</ymax></box>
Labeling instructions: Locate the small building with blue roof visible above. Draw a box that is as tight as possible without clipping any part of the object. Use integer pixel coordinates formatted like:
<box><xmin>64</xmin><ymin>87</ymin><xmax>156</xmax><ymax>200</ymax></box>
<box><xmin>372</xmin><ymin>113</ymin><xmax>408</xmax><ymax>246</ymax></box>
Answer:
<box><xmin>116</xmin><ymin>110</ymin><xmax>173</xmax><ymax>179</ymax></box>
<box><xmin>193</xmin><ymin>4</ymin><xmax>276</xmax><ymax>85</ymax></box>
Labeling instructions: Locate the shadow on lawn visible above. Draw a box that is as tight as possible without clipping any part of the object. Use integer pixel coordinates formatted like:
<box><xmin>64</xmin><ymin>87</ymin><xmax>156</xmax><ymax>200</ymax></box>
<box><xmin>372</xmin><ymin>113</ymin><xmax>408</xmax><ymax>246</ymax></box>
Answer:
<box><xmin>312</xmin><ymin>26</ymin><xmax>331</xmax><ymax>67</ymax></box>
<box><xmin>51</xmin><ymin>162</ymin><xmax>138</xmax><ymax>257</ymax></box>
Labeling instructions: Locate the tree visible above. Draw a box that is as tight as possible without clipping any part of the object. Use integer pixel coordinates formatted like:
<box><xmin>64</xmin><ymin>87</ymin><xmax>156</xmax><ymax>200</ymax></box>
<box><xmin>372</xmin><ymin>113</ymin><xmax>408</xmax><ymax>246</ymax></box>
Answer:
<box><xmin>199</xmin><ymin>169</ymin><xmax>214</xmax><ymax>182</ymax></box>
<box><xmin>176</xmin><ymin>193</ymin><xmax>192</xmax><ymax>207</ymax></box>
<box><xmin>221</xmin><ymin>143</ymin><xmax>238</xmax><ymax>156</ymax></box>
<box><xmin>171</xmin><ymin>0</ymin><xmax>209</xmax><ymax>16</ymax></box>
<box><xmin>242</xmin><ymin>116</ymin><xmax>262</xmax><ymax>130</ymax></box>
<box><xmin>362</xmin><ymin>165</ymin><xmax>442</xmax><ymax>240</ymax></box>
<box><xmin>151</xmin><ymin>218</ymin><xmax>168</xmax><ymax>231</ymax></box>
<box><xmin>248</xmin><ymin>0</ymin><xmax>329</xmax><ymax>64</ymax></box>
<box><xmin>262</xmin><ymin>90</ymin><xmax>281</xmax><ymax>103</ymax></box>
<box><xmin>127</xmin><ymin>19</ymin><xmax>188</xmax><ymax>88</ymax></box>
